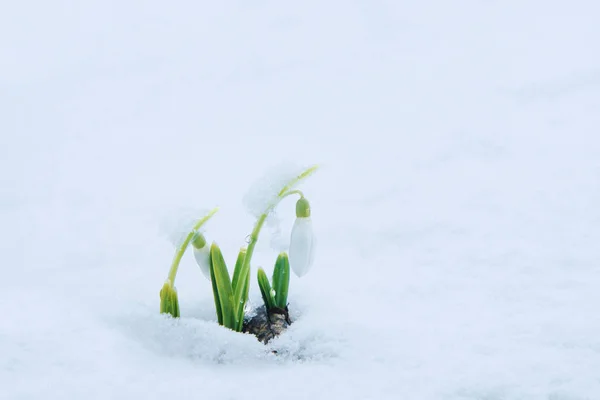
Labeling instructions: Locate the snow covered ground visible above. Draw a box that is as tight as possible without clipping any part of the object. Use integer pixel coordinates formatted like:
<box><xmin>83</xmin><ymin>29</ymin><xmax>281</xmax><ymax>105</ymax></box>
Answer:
<box><xmin>2</xmin><ymin>1</ymin><xmax>600</xmax><ymax>399</ymax></box>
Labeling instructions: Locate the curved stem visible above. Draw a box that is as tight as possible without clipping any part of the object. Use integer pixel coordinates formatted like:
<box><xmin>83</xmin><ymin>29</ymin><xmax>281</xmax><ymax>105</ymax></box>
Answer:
<box><xmin>277</xmin><ymin>165</ymin><xmax>319</xmax><ymax>198</ymax></box>
<box><xmin>242</xmin><ymin>213</ymin><xmax>267</xmax><ymax>283</ymax></box>
<box><xmin>280</xmin><ymin>189</ymin><xmax>304</xmax><ymax>201</ymax></box>
<box><xmin>167</xmin><ymin>207</ymin><xmax>219</xmax><ymax>284</ymax></box>
<box><xmin>241</xmin><ymin>165</ymin><xmax>319</xmax><ymax>278</ymax></box>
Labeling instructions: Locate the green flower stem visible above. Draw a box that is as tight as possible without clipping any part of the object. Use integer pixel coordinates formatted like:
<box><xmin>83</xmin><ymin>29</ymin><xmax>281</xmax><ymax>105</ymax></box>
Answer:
<box><xmin>240</xmin><ymin>165</ymin><xmax>319</xmax><ymax>285</ymax></box>
<box><xmin>231</xmin><ymin>212</ymin><xmax>265</xmax><ymax>319</ymax></box>
<box><xmin>277</xmin><ymin>165</ymin><xmax>319</xmax><ymax>198</ymax></box>
<box><xmin>279</xmin><ymin>189</ymin><xmax>305</xmax><ymax>200</ymax></box>
<box><xmin>244</xmin><ymin>213</ymin><xmax>267</xmax><ymax>272</ymax></box>
<box><xmin>167</xmin><ymin>207</ymin><xmax>219</xmax><ymax>284</ymax></box>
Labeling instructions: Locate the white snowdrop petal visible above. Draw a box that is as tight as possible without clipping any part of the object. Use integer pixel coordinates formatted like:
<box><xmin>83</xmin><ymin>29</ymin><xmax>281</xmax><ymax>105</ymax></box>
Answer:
<box><xmin>193</xmin><ymin>246</ymin><xmax>211</xmax><ymax>281</ymax></box>
<box><xmin>289</xmin><ymin>217</ymin><xmax>314</xmax><ymax>277</ymax></box>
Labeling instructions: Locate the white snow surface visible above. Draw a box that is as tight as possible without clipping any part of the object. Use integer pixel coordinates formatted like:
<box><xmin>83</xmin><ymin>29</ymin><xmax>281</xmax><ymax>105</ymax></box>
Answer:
<box><xmin>2</xmin><ymin>1</ymin><xmax>600</xmax><ymax>399</ymax></box>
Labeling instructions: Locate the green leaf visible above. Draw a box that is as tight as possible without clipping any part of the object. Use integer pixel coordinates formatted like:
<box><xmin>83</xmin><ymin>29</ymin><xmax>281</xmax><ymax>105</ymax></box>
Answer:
<box><xmin>232</xmin><ymin>249</ymin><xmax>251</xmax><ymax>332</ymax></box>
<box><xmin>272</xmin><ymin>252</ymin><xmax>290</xmax><ymax>309</ymax></box>
<box><xmin>235</xmin><ymin>268</ymin><xmax>251</xmax><ymax>332</ymax></box>
<box><xmin>210</xmin><ymin>242</ymin><xmax>235</xmax><ymax>329</ymax></box>
<box><xmin>231</xmin><ymin>247</ymin><xmax>249</xmax><ymax>331</ymax></box>
<box><xmin>257</xmin><ymin>268</ymin><xmax>275</xmax><ymax>310</ymax></box>
<box><xmin>231</xmin><ymin>247</ymin><xmax>247</xmax><ymax>291</ymax></box>
<box><xmin>159</xmin><ymin>281</ymin><xmax>180</xmax><ymax>318</ymax></box>
<box><xmin>209</xmin><ymin>254</ymin><xmax>223</xmax><ymax>325</ymax></box>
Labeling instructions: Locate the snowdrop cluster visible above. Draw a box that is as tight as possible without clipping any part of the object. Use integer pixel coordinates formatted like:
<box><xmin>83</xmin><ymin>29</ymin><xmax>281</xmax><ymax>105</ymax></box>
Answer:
<box><xmin>159</xmin><ymin>165</ymin><xmax>319</xmax><ymax>335</ymax></box>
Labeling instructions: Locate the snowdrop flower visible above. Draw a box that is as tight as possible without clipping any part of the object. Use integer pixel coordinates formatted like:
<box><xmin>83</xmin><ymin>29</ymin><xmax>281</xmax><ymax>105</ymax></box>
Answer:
<box><xmin>191</xmin><ymin>232</ymin><xmax>211</xmax><ymax>280</ymax></box>
<box><xmin>289</xmin><ymin>197</ymin><xmax>315</xmax><ymax>277</ymax></box>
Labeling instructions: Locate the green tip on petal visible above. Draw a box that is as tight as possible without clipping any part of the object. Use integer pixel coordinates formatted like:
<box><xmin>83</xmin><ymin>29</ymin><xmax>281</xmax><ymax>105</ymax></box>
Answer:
<box><xmin>191</xmin><ymin>232</ymin><xmax>207</xmax><ymax>249</ymax></box>
<box><xmin>296</xmin><ymin>197</ymin><xmax>311</xmax><ymax>218</ymax></box>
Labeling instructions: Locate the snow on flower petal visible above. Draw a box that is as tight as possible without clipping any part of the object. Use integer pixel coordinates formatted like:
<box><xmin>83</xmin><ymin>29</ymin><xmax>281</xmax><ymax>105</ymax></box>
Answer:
<box><xmin>242</xmin><ymin>162</ymin><xmax>312</xmax><ymax>217</ymax></box>
<box><xmin>159</xmin><ymin>207</ymin><xmax>212</xmax><ymax>249</ymax></box>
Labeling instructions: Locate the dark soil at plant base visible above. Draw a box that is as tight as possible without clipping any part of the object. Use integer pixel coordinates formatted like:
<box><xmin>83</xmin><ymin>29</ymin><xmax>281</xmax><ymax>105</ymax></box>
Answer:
<box><xmin>242</xmin><ymin>305</ymin><xmax>291</xmax><ymax>344</ymax></box>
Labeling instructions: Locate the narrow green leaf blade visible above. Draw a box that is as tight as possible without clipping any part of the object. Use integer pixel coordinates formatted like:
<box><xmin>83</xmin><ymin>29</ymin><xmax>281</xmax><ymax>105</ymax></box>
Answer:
<box><xmin>232</xmin><ymin>255</ymin><xmax>250</xmax><ymax>331</ymax></box>
<box><xmin>209</xmin><ymin>252</ymin><xmax>223</xmax><ymax>325</ymax></box>
<box><xmin>235</xmin><ymin>268</ymin><xmax>251</xmax><ymax>332</ymax></box>
<box><xmin>272</xmin><ymin>252</ymin><xmax>290</xmax><ymax>309</ymax></box>
<box><xmin>210</xmin><ymin>243</ymin><xmax>235</xmax><ymax>329</ymax></box>
<box><xmin>257</xmin><ymin>268</ymin><xmax>275</xmax><ymax>310</ymax></box>
<box><xmin>231</xmin><ymin>247</ymin><xmax>247</xmax><ymax>291</ymax></box>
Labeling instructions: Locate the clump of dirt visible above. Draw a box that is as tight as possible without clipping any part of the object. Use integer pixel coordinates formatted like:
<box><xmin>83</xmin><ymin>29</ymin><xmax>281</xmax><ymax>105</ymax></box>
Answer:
<box><xmin>243</xmin><ymin>305</ymin><xmax>291</xmax><ymax>344</ymax></box>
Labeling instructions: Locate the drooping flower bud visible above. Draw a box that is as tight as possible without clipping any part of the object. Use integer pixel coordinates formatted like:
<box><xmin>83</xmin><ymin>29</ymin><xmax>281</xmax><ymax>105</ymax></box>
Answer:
<box><xmin>159</xmin><ymin>280</ymin><xmax>180</xmax><ymax>318</ymax></box>
<box><xmin>289</xmin><ymin>197</ymin><xmax>315</xmax><ymax>277</ymax></box>
<box><xmin>191</xmin><ymin>232</ymin><xmax>211</xmax><ymax>280</ymax></box>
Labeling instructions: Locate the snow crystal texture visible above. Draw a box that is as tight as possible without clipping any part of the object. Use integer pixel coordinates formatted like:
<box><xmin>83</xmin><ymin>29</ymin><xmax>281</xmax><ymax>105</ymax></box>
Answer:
<box><xmin>2</xmin><ymin>1</ymin><xmax>600</xmax><ymax>399</ymax></box>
